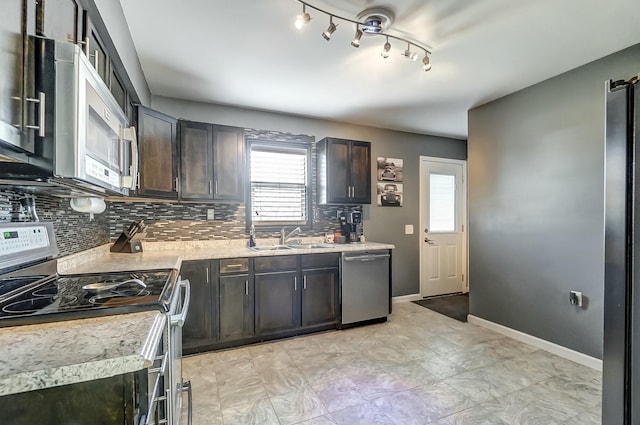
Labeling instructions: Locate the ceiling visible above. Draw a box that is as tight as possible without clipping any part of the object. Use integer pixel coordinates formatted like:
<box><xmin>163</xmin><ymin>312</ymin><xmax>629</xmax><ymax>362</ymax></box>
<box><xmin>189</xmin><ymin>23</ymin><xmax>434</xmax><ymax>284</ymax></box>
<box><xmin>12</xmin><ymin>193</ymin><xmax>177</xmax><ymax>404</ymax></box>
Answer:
<box><xmin>119</xmin><ymin>0</ymin><xmax>640</xmax><ymax>140</ymax></box>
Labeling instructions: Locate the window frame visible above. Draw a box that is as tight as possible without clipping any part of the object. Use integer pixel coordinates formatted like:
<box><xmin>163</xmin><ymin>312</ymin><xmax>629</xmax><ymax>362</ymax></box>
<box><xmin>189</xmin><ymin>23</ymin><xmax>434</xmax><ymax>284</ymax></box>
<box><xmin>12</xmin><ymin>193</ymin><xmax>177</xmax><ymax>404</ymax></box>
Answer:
<box><xmin>245</xmin><ymin>139</ymin><xmax>313</xmax><ymax>231</ymax></box>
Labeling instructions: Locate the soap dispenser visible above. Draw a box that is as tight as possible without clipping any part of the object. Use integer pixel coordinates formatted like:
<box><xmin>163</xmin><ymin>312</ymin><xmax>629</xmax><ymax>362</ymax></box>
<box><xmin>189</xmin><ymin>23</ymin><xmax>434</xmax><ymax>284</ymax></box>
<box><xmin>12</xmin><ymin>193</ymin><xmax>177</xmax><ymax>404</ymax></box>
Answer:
<box><xmin>249</xmin><ymin>223</ymin><xmax>256</xmax><ymax>247</ymax></box>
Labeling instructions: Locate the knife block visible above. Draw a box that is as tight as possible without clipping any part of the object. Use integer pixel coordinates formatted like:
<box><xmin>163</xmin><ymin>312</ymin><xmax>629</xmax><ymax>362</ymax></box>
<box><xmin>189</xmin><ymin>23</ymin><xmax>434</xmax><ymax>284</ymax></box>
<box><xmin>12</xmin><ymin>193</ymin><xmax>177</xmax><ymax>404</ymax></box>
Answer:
<box><xmin>110</xmin><ymin>232</ymin><xmax>144</xmax><ymax>253</ymax></box>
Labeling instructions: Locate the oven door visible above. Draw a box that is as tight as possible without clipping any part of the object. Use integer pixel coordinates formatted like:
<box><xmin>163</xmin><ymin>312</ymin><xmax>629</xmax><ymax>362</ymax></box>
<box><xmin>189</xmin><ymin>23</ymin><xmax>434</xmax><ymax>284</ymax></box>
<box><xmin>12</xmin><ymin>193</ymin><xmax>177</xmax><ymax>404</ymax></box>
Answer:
<box><xmin>169</xmin><ymin>278</ymin><xmax>191</xmax><ymax>425</ymax></box>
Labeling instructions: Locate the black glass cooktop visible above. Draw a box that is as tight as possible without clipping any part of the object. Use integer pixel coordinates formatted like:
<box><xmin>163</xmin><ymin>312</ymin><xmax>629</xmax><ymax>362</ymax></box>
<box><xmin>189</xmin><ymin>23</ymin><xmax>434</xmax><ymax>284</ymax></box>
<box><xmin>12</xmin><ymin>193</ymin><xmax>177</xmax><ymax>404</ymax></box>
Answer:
<box><xmin>0</xmin><ymin>269</ymin><xmax>178</xmax><ymax>327</ymax></box>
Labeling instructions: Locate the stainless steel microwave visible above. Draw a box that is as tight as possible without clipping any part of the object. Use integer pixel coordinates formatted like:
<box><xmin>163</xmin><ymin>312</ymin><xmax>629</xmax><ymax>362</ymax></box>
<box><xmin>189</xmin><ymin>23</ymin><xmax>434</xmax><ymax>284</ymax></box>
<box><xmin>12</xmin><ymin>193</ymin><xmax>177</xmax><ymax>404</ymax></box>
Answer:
<box><xmin>0</xmin><ymin>38</ymin><xmax>137</xmax><ymax>197</ymax></box>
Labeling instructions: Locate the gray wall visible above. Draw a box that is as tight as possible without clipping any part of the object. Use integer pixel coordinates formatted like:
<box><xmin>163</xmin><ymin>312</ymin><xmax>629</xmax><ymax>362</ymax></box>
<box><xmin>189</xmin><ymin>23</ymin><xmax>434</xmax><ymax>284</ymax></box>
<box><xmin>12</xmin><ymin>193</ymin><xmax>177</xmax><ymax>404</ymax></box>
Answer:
<box><xmin>152</xmin><ymin>96</ymin><xmax>467</xmax><ymax>296</ymax></box>
<box><xmin>468</xmin><ymin>43</ymin><xmax>640</xmax><ymax>358</ymax></box>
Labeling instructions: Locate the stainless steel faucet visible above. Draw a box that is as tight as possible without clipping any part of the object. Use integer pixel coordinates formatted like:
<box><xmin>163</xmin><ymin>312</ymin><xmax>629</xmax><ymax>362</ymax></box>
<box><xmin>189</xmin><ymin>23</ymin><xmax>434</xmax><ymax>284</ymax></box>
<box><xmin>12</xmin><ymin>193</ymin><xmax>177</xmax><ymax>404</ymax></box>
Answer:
<box><xmin>280</xmin><ymin>226</ymin><xmax>301</xmax><ymax>245</ymax></box>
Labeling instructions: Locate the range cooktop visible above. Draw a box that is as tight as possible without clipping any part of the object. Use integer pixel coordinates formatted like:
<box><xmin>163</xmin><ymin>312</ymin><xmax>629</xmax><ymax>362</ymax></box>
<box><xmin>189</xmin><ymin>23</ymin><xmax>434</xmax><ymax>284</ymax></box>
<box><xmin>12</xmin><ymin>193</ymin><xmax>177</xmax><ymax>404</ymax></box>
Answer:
<box><xmin>0</xmin><ymin>269</ymin><xmax>178</xmax><ymax>327</ymax></box>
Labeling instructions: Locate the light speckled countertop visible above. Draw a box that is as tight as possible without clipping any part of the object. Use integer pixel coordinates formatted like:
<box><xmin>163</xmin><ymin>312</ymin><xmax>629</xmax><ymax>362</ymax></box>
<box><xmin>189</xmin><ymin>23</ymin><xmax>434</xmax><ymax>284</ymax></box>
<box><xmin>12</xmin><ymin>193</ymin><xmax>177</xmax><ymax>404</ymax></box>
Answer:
<box><xmin>58</xmin><ymin>239</ymin><xmax>395</xmax><ymax>275</ymax></box>
<box><xmin>0</xmin><ymin>311</ymin><xmax>165</xmax><ymax>396</ymax></box>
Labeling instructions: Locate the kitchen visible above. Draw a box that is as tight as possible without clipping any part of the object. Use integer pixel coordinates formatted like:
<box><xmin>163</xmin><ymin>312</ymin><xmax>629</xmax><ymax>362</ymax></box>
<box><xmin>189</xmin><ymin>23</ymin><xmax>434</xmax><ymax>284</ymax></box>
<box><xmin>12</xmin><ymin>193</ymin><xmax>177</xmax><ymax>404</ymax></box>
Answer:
<box><xmin>0</xmin><ymin>0</ymin><xmax>639</xmax><ymax>424</ymax></box>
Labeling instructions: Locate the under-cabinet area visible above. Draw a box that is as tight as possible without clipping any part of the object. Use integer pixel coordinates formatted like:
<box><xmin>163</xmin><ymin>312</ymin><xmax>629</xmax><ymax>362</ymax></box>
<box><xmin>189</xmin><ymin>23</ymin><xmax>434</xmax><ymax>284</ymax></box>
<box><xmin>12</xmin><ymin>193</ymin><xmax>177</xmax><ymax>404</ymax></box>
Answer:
<box><xmin>181</xmin><ymin>252</ymin><xmax>351</xmax><ymax>354</ymax></box>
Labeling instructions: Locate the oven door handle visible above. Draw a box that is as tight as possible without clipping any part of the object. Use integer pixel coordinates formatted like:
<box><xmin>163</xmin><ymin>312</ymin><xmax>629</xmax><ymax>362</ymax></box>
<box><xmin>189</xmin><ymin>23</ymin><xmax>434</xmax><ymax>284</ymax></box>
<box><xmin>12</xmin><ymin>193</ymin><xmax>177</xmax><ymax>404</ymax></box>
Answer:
<box><xmin>170</xmin><ymin>279</ymin><xmax>190</xmax><ymax>327</ymax></box>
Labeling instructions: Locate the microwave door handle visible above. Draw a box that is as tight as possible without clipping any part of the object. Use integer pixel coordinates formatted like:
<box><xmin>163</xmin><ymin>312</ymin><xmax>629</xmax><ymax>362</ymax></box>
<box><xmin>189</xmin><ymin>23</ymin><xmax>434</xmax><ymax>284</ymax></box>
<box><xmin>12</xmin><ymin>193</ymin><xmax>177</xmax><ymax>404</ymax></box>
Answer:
<box><xmin>120</xmin><ymin>126</ymin><xmax>138</xmax><ymax>190</ymax></box>
<box><xmin>128</xmin><ymin>126</ymin><xmax>138</xmax><ymax>190</ymax></box>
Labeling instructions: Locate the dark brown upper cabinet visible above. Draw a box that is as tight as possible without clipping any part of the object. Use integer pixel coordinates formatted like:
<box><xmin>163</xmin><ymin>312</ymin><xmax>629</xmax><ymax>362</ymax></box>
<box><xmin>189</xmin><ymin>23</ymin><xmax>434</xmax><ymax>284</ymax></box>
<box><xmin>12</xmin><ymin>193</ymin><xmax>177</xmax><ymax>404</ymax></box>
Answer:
<box><xmin>81</xmin><ymin>10</ymin><xmax>108</xmax><ymax>84</ymax></box>
<box><xmin>317</xmin><ymin>137</ymin><xmax>371</xmax><ymax>204</ymax></box>
<box><xmin>36</xmin><ymin>0</ymin><xmax>81</xmax><ymax>44</ymax></box>
<box><xmin>179</xmin><ymin>120</ymin><xmax>244</xmax><ymax>202</ymax></box>
<box><xmin>137</xmin><ymin>106</ymin><xmax>179</xmax><ymax>199</ymax></box>
<box><xmin>179</xmin><ymin>120</ymin><xmax>213</xmax><ymax>200</ymax></box>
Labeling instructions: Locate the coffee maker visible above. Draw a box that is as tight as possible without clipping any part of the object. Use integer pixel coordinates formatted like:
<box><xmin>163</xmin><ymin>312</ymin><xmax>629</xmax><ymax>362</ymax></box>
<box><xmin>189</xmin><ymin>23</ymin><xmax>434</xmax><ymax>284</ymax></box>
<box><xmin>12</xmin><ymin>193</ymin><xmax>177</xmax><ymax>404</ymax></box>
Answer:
<box><xmin>339</xmin><ymin>211</ymin><xmax>363</xmax><ymax>243</ymax></box>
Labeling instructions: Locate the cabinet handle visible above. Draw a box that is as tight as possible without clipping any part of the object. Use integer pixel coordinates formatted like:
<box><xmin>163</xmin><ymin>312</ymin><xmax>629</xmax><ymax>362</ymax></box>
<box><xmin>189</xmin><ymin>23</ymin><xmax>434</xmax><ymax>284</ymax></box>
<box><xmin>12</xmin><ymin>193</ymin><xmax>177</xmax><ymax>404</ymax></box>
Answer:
<box><xmin>245</xmin><ymin>280</ymin><xmax>249</xmax><ymax>296</ymax></box>
<box><xmin>215</xmin><ymin>180</ymin><xmax>218</xmax><ymax>195</ymax></box>
<box><xmin>136</xmin><ymin>172</ymin><xmax>141</xmax><ymax>189</ymax></box>
<box><xmin>94</xmin><ymin>50</ymin><xmax>99</xmax><ymax>71</ymax></box>
<box><xmin>294</xmin><ymin>276</ymin><xmax>297</xmax><ymax>291</ymax></box>
<box><xmin>25</xmin><ymin>92</ymin><xmax>45</xmax><ymax>137</ymax></box>
<box><xmin>225</xmin><ymin>264</ymin><xmax>244</xmax><ymax>269</ymax></box>
<box><xmin>205</xmin><ymin>267</ymin><xmax>209</xmax><ymax>283</ymax></box>
<box><xmin>209</xmin><ymin>180</ymin><xmax>213</xmax><ymax>194</ymax></box>
<box><xmin>174</xmin><ymin>177</ymin><xmax>179</xmax><ymax>192</ymax></box>
<box><xmin>303</xmin><ymin>275</ymin><xmax>307</xmax><ymax>290</ymax></box>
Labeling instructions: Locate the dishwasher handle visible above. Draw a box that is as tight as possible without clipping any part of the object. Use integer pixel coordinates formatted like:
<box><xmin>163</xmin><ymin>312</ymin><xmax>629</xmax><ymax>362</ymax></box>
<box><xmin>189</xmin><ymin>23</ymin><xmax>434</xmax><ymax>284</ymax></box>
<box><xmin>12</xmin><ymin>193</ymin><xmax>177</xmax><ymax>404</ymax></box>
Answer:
<box><xmin>343</xmin><ymin>253</ymin><xmax>390</xmax><ymax>262</ymax></box>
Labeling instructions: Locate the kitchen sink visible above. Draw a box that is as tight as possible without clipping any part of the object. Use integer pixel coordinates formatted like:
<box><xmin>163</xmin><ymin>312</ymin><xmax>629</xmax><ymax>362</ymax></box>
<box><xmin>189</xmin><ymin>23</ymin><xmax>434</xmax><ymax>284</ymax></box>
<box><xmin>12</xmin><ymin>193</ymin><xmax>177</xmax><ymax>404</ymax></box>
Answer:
<box><xmin>287</xmin><ymin>243</ymin><xmax>335</xmax><ymax>249</ymax></box>
<box><xmin>249</xmin><ymin>245</ymin><xmax>294</xmax><ymax>251</ymax></box>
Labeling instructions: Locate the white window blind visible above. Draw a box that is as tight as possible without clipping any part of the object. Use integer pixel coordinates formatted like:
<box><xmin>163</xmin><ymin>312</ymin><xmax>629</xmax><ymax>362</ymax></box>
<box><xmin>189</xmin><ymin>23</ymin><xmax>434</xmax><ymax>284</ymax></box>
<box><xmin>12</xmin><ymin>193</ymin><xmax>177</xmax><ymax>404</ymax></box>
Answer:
<box><xmin>250</xmin><ymin>145</ymin><xmax>308</xmax><ymax>223</ymax></box>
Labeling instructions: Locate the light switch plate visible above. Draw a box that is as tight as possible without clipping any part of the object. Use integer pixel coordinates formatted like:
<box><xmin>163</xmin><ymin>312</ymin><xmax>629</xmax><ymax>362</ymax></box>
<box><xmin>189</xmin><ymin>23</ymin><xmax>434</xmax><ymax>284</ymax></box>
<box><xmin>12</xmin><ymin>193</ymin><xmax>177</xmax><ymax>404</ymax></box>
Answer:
<box><xmin>206</xmin><ymin>209</ymin><xmax>215</xmax><ymax>220</ymax></box>
<box><xmin>405</xmin><ymin>224</ymin><xmax>414</xmax><ymax>234</ymax></box>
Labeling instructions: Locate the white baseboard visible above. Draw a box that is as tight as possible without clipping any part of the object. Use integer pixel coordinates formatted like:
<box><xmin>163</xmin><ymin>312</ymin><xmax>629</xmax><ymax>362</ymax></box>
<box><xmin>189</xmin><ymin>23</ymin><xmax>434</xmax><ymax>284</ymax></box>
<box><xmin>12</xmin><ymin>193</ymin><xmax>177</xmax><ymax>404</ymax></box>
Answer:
<box><xmin>392</xmin><ymin>294</ymin><xmax>423</xmax><ymax>304</ymax></box>
<box><xmin>467</xmin><ymin>314</ymin><xmax>602</xmax><ymax>371</ymax></box>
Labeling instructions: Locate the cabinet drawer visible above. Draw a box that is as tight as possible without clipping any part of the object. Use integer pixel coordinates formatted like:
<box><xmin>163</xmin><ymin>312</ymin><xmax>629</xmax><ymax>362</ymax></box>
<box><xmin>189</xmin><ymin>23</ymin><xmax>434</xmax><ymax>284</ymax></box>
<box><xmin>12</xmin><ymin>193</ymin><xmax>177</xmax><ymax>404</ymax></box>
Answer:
<box><xmin>301</xmin><ymin>253</ymin><xmax>339</xmax><ymax>269</ymax></box>
<box><xmin>254</xmin><ymin>255</ymin><xmax>297</xmax><ymax>272</ymax></box>
<box><xmin>220</xmin><ymin>258</ymin><xmax>249</xmax><ymax>274</ymax></box>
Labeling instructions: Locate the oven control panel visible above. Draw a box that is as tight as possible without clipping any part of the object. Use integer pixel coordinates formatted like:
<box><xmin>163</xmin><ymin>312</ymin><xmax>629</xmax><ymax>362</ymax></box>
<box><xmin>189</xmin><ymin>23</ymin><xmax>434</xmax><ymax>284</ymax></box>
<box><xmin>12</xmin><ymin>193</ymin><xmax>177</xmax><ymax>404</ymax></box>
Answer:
<box><xmin>0</xmin><ymin>225</ymin><xmax>51</xmax><ymax>256</ymax></box>
<box><xmin>0</xmin><ymin>222</ymin><xmax>58</xmax><ymax>272</ymax></box>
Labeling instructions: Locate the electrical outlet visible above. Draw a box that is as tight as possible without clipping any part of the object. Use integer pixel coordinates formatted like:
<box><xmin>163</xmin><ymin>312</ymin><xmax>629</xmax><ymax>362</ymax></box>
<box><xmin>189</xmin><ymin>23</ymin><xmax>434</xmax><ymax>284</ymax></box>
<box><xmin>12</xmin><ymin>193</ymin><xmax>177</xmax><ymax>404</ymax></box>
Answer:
<box><xmin>569</xmin><ymin>290</ymin><xmax>583</xmax><ymax>307</ymax></box>
<box><xmin>206</xmin><ymin>209</ymin><xmax>215</xmax><ymax>220</ymax></box>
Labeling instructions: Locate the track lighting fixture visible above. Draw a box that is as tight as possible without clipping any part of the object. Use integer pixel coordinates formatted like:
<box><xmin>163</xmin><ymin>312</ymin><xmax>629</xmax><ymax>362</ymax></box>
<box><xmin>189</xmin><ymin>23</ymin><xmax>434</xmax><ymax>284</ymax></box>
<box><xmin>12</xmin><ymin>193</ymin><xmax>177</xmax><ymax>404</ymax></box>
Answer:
<box><xmin>422</xmin><ymin>54</ymin><xmax>432</xmax><ymax>72</ymax></box>
<box><xmin>381</xmin><ymin>36</ymin><xmax>391</xmax><ymax>58</ymax></box>
<box><xmin>322</xmin><ymin>16</ymin><xmax>337</xmax><ymax>40</ymax></box>
<box><xmin>293</xmin><ymin>1</ymin><xmax>433</xmax><ymax>73</ymax></box>
<box><xmin>351</xmin><ymin>26</ymin><xmax>363</xmax><ymax>48</ymax></box>
<box><xmin>295</xmin><ymin>4</ymin><xmax>311</xmax><ymax>30</ymax></box>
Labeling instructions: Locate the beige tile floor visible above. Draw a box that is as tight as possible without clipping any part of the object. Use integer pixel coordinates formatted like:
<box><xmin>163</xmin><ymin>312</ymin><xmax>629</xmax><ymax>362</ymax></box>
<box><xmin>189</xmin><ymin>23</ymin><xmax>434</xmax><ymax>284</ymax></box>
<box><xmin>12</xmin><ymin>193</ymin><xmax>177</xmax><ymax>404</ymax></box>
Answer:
<box><xmin>181</xmin><ymin>301</ymin><xmax>602</xmax><ymax>425</ymax></box>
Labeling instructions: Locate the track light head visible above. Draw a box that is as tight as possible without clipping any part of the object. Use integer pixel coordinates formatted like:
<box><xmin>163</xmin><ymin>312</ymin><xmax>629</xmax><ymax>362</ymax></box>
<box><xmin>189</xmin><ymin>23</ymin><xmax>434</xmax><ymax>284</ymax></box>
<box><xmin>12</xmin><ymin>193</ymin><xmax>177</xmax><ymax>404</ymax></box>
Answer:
<box><xmin>381</xmin><ymin>37</ymin><xmax>391</xmax><ymax>58</ymax></box>
<box><xmin>295</xmin><ymin>5</ymin><xmax>311</xmax><ymax>30</ymax></box>
<box><xmin>351</xmin><ymin>27</ymin><xmax>363</xmax><ymax>48</ymax></box>
<box><xmin>403</xmin><ymin>43</ymin><xmax>419</xmax><ymax>61</ymax></box>
<box><xmin>322</xmin><ymin>16</ymin><xmax>337</xmax><ymax>40</ymax></box>
<box><xmin>422</xmin><ymin>54</ymin><xmax>432</xmax><ymax>71</ymax></box>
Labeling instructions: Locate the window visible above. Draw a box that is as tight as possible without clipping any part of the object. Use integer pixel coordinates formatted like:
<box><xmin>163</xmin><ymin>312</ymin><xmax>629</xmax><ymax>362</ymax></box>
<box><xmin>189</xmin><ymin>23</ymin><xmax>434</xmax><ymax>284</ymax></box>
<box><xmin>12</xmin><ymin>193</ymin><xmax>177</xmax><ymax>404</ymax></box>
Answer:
<box><xmin>429</xmin><ymin>173</ymin><xmax>456</xmax><ymax>232</ymax></box>
<box><xmin>248</xmin><ymin>142</ymin><xmax>310</xmax><ymax>226</ymax></box>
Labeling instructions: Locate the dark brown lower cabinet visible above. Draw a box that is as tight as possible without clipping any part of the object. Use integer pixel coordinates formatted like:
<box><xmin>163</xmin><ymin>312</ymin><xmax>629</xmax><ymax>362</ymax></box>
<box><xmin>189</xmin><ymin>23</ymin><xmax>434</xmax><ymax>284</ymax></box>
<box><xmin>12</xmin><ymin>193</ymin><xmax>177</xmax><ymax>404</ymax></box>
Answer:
<box><xmin>254</xmin><ymin>271</ymin><xmax>300</xmax><ymax>335</ymax></box>
<box><xmin>181</xmin><ymin>260</ymin><xmax>216</xmax><ymax>351</ymax></box>
<box><xmin>301</xmin><ymin>268</ymin><xmax>339</xmax><ymax>327</ymax></box>
<box><xmin>219</xmin><ymin>274</ymin><xmax>252</xmax><ymax>340</ymax></box>
<box><xmin>182</xmin><ymin>254</ymin><xmax>342</xmax><ymax>353</ymax></box>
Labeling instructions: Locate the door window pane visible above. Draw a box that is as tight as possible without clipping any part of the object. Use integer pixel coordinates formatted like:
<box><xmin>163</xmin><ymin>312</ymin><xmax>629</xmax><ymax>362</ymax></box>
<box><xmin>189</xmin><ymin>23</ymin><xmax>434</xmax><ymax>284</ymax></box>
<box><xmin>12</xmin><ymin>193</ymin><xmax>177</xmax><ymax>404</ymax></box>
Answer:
<box><xmin>430</xmin><ymin>173</ymin><xmax>456</xmax><ymax>232</ymax></box>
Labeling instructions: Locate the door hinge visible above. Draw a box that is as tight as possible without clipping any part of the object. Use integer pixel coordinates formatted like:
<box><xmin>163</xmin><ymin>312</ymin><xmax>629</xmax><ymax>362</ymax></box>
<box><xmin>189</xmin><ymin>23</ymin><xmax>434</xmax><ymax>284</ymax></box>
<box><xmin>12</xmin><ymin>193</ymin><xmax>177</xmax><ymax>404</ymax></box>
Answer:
<box><xmin>462</xmin><ymin>274</ymin><xmax>464</xmax><ymax>282</ymax></box>
<box><xmin>462</xmin><ymin>224</ymin><xmax>464</xmax><ymax>232</ymax></box>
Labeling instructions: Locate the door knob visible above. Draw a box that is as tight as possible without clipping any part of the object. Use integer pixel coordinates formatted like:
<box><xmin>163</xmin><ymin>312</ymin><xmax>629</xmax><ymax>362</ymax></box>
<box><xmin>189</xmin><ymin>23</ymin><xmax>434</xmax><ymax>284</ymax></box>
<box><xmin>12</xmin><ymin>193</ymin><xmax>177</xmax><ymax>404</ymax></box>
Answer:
<box><xmin>424</xmin><ymin>237</ymin><xmax>435</xmax><ymax>245</ymax></box>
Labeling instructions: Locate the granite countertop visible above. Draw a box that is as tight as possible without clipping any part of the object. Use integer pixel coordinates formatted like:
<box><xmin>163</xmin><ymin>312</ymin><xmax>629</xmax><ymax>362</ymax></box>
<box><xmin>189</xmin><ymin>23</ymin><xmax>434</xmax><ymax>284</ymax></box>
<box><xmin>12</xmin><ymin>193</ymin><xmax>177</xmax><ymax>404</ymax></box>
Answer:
<box><xmin>58</xmin><ymin>240</ymin><xmax>395</xmax><ymax>275</ymax></box>
<box><xmin>0</xmin><ymin>311</ymin><xmax>165</xmax><ymax>396</ymax></box>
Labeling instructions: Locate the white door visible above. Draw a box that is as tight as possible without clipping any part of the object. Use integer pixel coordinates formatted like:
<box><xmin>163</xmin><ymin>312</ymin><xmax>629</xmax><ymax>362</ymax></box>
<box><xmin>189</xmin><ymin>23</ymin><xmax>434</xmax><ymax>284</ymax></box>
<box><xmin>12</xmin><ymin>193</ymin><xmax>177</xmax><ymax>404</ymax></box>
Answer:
<box><xmin>419</xmin><ymin>157</ymin><xmax>467</xmax><ymax>297</ymax></box>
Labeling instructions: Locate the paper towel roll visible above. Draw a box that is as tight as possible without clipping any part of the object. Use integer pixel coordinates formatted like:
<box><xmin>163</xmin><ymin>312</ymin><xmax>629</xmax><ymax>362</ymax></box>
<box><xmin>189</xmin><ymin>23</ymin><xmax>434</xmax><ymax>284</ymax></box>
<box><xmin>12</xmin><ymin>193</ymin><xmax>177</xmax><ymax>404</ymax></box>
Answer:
<box><xmin>70</xmin><ymin>197</ymin><xmax>106</xmax><ymax>214</ymax></box>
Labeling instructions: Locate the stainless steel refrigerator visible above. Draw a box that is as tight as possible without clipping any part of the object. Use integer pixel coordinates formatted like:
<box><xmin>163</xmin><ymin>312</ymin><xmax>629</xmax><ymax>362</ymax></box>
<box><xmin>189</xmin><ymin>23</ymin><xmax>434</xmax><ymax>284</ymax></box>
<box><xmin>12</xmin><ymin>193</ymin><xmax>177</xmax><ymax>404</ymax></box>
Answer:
<box><xmin>603</xmin><ymin>74</ymin><xmax>640</xmax><ymax>425</ymax></box>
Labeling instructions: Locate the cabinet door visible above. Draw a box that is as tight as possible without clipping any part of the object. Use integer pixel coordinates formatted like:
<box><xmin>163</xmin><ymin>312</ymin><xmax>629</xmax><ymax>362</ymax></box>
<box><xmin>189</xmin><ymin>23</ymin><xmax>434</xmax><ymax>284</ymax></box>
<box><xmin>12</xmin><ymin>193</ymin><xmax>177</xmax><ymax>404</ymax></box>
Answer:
<box><xmin>180</xmin><ymin>260</ymin><xmax>216</xmax><ymax>350</ymax></box>
<box><xmin>37</xmin><ymin>0</ymin><xmax>80</xmax><ymax>44</ymax></box>
<box><xmin>180</xmin><ymin>121</ymin><xmax>213</xmax><ymax>200</ymax></box>
<box><xmin>219</xmin><ymin>274</ymin><xmax>252</xmax><ymax>341</ymax></box>
<box><xmin>326</xmin><ymin>139</ymin><xmax>351</xmax><ymax>203</ymax></box>
<box><xmin>82</xmin><ymin>12</ymin><xmax>108</xmax><ymax>83</ymax></box>
<box><xmin>301</xmin><ymin>268</ymin><xmax>339</xmax><ymax>327</ymax></box>
<box><xmin>108</xmin><ymin>65</ymin><xmax>126</xmax><ymax>112</ymax></box>
<box><xmin>0</xmin><ymin>0</ymin><xmax>26</xmax><ymax>151</ymax></box>
<box><xmin>137</xmin><ymin>106</ymin><xmax>179</xmax><ymax>199</ymax></box>
<box><xmin>255</xmin><ymin>271</ymin><xmax>300</xmax><ymax>335</ymax></box>
<box><xmin>349</xmin><ymin>141</ymin><xmax>371</xmax><ymax>203</ymax></box>
<box><xmin>213</xmin><ymin>125</ymin><xmax>244</xmax><ymax>201</ymax></box>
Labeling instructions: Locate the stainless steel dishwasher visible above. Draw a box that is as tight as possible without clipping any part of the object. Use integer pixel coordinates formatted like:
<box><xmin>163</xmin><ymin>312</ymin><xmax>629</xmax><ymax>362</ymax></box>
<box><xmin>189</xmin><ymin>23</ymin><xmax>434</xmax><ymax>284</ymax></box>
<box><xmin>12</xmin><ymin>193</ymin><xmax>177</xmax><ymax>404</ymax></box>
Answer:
<box><xmin>341</xmin><ymin>250</ymin><xmax>391</xmax><ymax>324</ymax></box>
